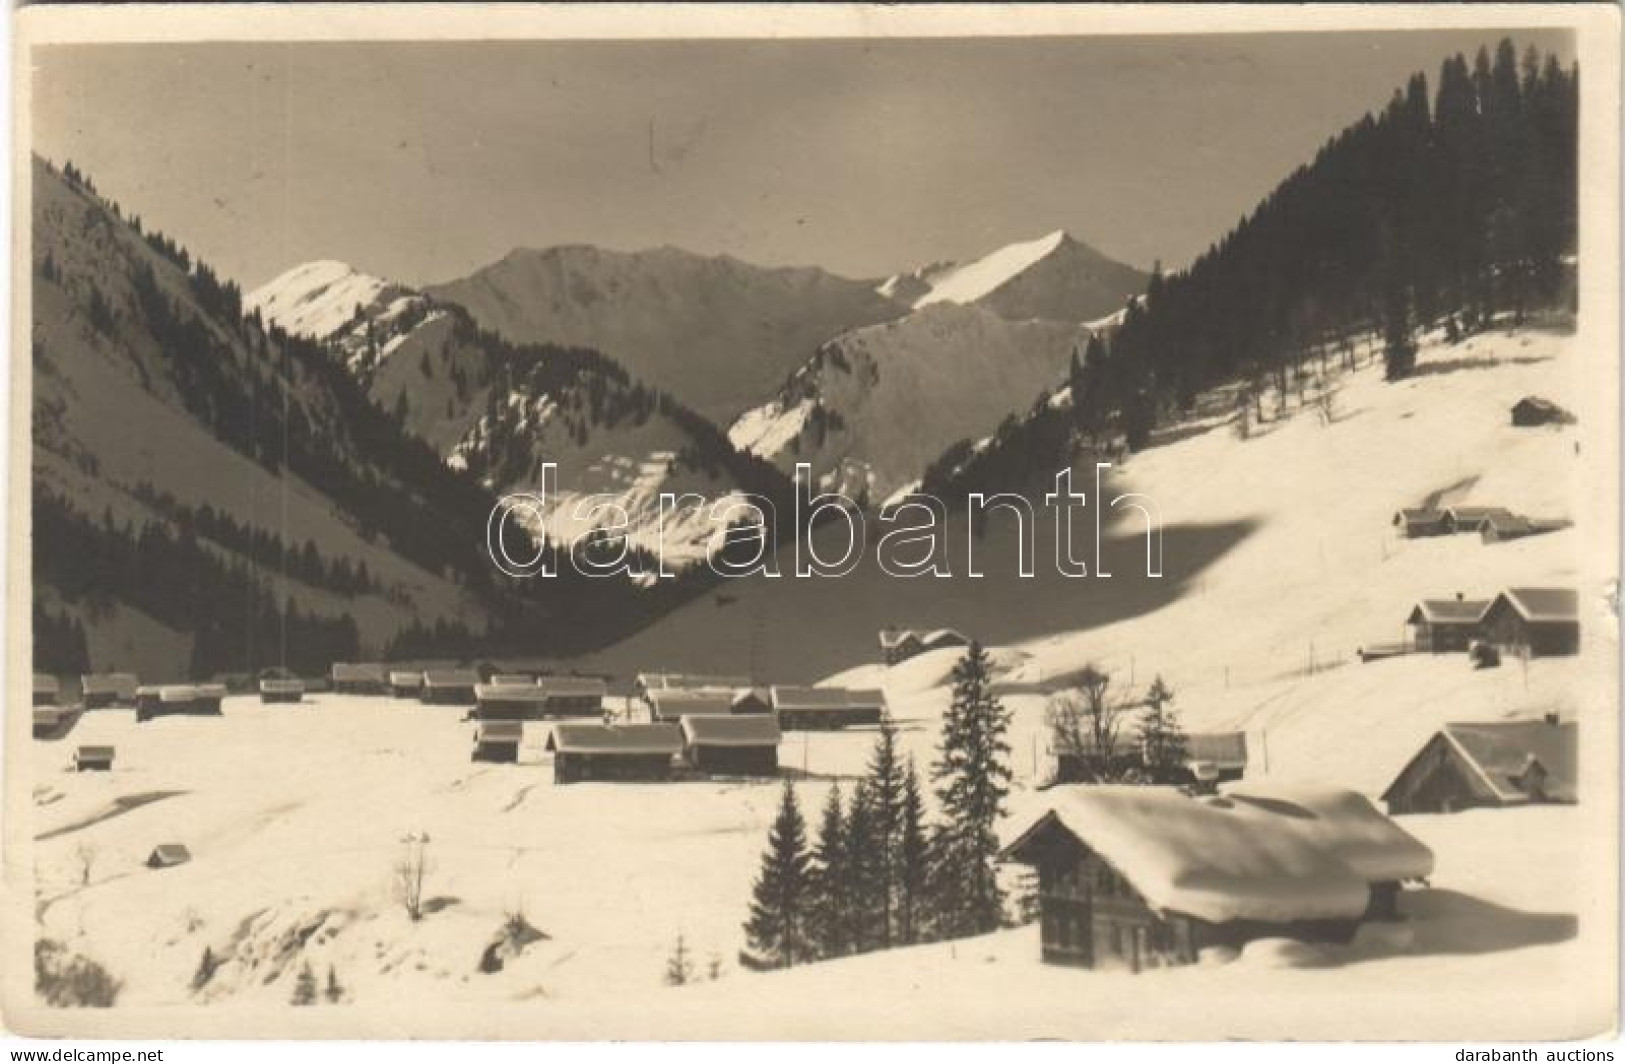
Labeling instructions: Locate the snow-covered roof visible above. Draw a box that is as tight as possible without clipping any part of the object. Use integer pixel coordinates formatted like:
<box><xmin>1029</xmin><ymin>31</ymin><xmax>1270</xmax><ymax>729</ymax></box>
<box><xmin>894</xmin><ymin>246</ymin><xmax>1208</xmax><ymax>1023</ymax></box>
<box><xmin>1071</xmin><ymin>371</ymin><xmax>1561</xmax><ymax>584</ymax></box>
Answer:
<box><xmin>1003</xmin><ymin>785</ymin><xmax>1433</xmax><ymax>925</ymax></box>
<box><xmin>538</xmin><ymin>676</ymin><xmax>608</xmax><ymax>699</ymax></box>
<box><xmin>388</xmin><ymin>671</ymin><xmax>421</xmax><ymax>686</ymax></box>
<box><xmin>648</xmin><ymin>689</ymin><xmax>735</xmax><ymax>718</ymax></box>
<box><xmin>770</xmin><ymin>686</ymin><xmax>886</xmax><ymax>712</ymax></box>
<box><xmin>423</xmin><ymin>669</ymin><xmax>479</xmax><ymax>687</ymax></box>
<box><xmin>81</xmin><ymin>673</ymin><xmax>138</xmax><ymax>696</ymax></box>
<box><xmin>475</xmin><ymin>684</ymin><xmax>548</xmax><ymax>703</ymax></box>
<box><xmin>332</xmin><ymin>663</ymin><xmax>388</xmax><ymax>683</ymax></box>
<box><xmin>476</xmin><ymin>720</ymin><xmax>525</xmax><ymax>743</ymax></box>
<box><xmin>921</xmin><ymin>628</ymin><xmax>970</xmax><ymax>648</ymax></box>
<box><xmin>259</xmin><ymin>678</ymin><xmax>305</xmax><ymax>694</ymax></box>
<box><xmin>489</xmin><ymin>674</ymin><xmax>535</xmax><ymax>686</ymax></box>
<box><xmin>1491</xmin><ymin>587</ymin><xmax>1579</xmax><ymax>623</ymax></box>
<box><xmin>148</xmin><ymin>844</ymin><xmax>192</xmax><ymax>867</ymax></box>
<box><xmin>549</xmin><ymin>723</ymin><xmax>683</xmax><ymax>756</ymax></box>
<box><xmin>159</xmin><ymin>685</ymin><xmax>198</xmax><ymax>703</ymax></box>
<box><xmin>681</xmin><ymin>714</ymin><xmax>782</xmax><ymax>748</ymax></box>
<box><xmin>1186</xmin><ymin>732</ymin><xmax>1248</xmax><ymax>768</ymax></box>
<box><xmin>1408</xmin><ymin>598</ymin><xmax>1492</xmax><ymax>624</ymax></box>
<box><xmin>1429</xmin><ymin>721</ymin><xmax>1577</xmax><ymax>804</ymax></box>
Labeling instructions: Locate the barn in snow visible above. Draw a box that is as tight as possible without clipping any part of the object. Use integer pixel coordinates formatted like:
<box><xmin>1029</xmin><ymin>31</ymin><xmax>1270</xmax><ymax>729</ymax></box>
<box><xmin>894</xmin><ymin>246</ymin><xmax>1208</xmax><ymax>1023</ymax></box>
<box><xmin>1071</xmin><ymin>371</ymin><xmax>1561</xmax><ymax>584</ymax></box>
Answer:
<box><xmin>682</xmin><ymin>713</ymin><xmax>782</xmax><ymax>776</ymax></box>
<box><xmin>1440</xmin><ymin>506</ymin><xmax>1517</xmax><ymax>535</ymax></box>
<box><xmin>1479</xmin><ymin>587</ymin><xmax>1581</xmax><ymax>657</ymax></box>
<box><xmin>388</xmin><ymin>670</ymin><xmax>422</xmax><ymax>699</ymax></box>
<box><xmin>1405</xmin><ymin>595</ymin><xmax>1491</xmax><ymax>652</ymax></box>
<box><xmin>1392</xmin><ymin>508</ymin><xmax>1447</xmax><ymax>538</ymax></box>
<box><xmin>33</xmin><ymin>674</ymin><xmax>58</xmax><ymax>707</ymax></box>
<box><xmin>80</xmin><ymin>672</ymin><xmax>138</xmax><ymax>709</ymax></box>
<box><xmin>771</xmin><ymin>685</ymin><xmax>887</xmax><ymax>730</ymax></box>
<box><xmin>1382</xmin><ymin>717</ymin><xmax>1577</xmax><ymax>814</ymax></box>
<box><xmin>647</xmin><ymin>687</ymin><xmax>735</xmax><ymax>723</ymax></box>
<box><xmin>474</xmin><ymin>683</ymin><xmax>547</xmax><ymax>720</ymax></box>
<box><xmin>537</xmin><ymin>676</ymin><xmax>608</xmax><ymax>718</ymax></box>
<box><xmin>73</xmin><ymin>745</ymin><xmax>115</xmax><ymax>771</ymax></box>
<box><xmin>472</xmin><ymin>720</ymin><xmax>524</xmax><ymax>763</ymax></box>
<box><xmin>420</xmin><ymin>669</ymin><xmax>479</xmax><ymax>705</ymax></box>
<box><xmin>547</xmin><ymin>723</ymin><xmax>683</xmax><ymax>784</ymax></box>
<box><xmin>635</xmin><ymin>672</ymin><xmax>751</xmax><ymax>697</ymax></box>
<box><xmin>331</xmin><ymin>663</ymin><xmax>388</xmax><ymax>695</ymax></box>
<box><xmin>259</xmin><ymin>677</ymin><xmax>305</xmax><ymax>704</ymax></box>
<box><xmin>1001</xmin><ymin>785</ymin><xmax>1433</xmax><ymax>971</ymax></box>
<box><xmin>147</xmin><ymin>844</ymin><xmax>192</xmax><ymax>869</ymax></box>
<box><xmin>878</xmin><ymin>627</ymin><xmax>971</xmax><ymax>665</ymax></box>
<box><xmin>136</xmin><ymin>684</ymin><xmax>225</xmax><ymax>721</ymax></box>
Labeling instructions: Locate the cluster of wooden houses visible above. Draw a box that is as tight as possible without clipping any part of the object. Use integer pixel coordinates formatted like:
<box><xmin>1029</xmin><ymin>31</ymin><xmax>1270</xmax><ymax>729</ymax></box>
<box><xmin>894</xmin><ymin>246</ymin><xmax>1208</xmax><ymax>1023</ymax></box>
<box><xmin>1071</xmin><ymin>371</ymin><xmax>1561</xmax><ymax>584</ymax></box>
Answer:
<box><xmin>1393</xmin><ymin>505</ymin><xmax>1569</xmax><ymax>544</ymax></box>
<box><xmin>1381</xmin><ymin>715</ymin><xmax>1577</xmax><ymax>814</ymax></box>
<box><xmin>1053</xmin><ymin>731</ymin><xmax>1251</xmax><ymax>790</ymax></box>
<box><xmin>1403</xmin><ymin>586</ymin><xmax>1580</xmax><ymax>657</ymax></box>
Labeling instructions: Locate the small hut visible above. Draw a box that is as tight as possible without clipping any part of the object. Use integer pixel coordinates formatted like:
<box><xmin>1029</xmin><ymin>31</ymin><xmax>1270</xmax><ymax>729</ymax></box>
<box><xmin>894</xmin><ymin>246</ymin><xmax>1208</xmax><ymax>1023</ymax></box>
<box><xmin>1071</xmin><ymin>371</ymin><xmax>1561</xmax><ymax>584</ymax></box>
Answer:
<box><xmin>474</xmin><ymin>683</ymin><xmax>549</xmax><ymax>721</ymax></box>
<box><xmin>1382</xmin><ymin>718</ymin><xmax>1577</xmax><ymax>814</ymax></box>
<box><xmin>879</xmin><ymin>627</ymin><xmax>925</xmax><ymax>666</ymax></box>
<box><xmin>537</xmin><ymin>676</ymin><xmax>608</xmax><ymax>718</ymax></box>
<box><xmin>547</xmin><ymin>723</ymin><xmax>682</xmax><ymax>784</ymax></box>
<box><xmin>1406</xmin><ymin>596</ymin><xmax>1491</xmax><ymax>652</ymax></box>
<box><xmin>472</xmin><ymin>720</ymin><xmax>524</xmax><ymax>763</ymax></box>
<box><xmin>1511</xmin><ymin>396</ymin><xmax>1574</xmax><ymax>427</ymax></box>
<box><xmin>331</xmin><ymin>663</ymin><xmax>388</xmax><ymax>695</ymax></box>
<box><xmin>1440</xmin><ymin>506</ymin><xmax>1517</xmax><ymax>535</ymax></box>
<box><xmin>80</xmin><ymin>673</ymin><xmax>139</xmax><ymax>709</ymax></box>
<box><xmin>681</xmin><ymin>714</ymin><xmax>782</xmax><ymax>776</ymax></box>
<box><xmin>388</xmin><ymin>670</ymin><xmax>422</xmax><ymax>699</ymax></box>
<box><xmin>1392</xmin><ymin>508</ymin><xmax>1447</xmax><ymax>538</ymax></box>
<box><xmin>646</xmin><ymin>688</ymin><xmax>735</xmax><ymax>723</ymax></box>
<box><xmin>771</xmin><ymin>686</ymin><xmax>886</xmax><ymax>730</ymax></box>
<box><xmin>73</xmin><ymin>745</ymin><xmax>115</xmax><ymax>772</ymax></box>
<box><xmin>420</xmin><ymin>669</ymin><xmax>480</xmax><ymax>705</ymax></box>
<box><xmin>147</xmin><ymin>844</ymin><xmax>192</xmax><ymax>869</ymax></box>
<box><xmin>1479</xmin><ymin>587</ymin><xmax>1580</xmax><ymax>657</ymax></box>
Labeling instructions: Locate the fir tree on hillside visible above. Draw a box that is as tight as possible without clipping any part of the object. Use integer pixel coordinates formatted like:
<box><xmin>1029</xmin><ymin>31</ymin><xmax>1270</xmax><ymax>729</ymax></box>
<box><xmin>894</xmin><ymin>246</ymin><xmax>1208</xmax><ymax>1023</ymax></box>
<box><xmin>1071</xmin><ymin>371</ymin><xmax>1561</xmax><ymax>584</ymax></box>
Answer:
<box><xmin>844</xmin><ymin>782</ymin><xmax>885</xmax><ymax>954</ymax></box>
<box><xmin>743</xmin><ymin>782</ymin><xmax>812</xmax><ymax>969</ymax></box>
<box><xmin>865</xmin><ymin>715</ymin><xmax>905</xmax><ymax>948</ymax></box>
<box><xmin>1136</xmin><ymin>675</ymin><xmax>1188</xmax><ymax>783</ymax></box>
<box><xmin>806</xmin><ymin>784</ymin><xmax>850</xmax><ymax>961</ymax></box>
<box><xmin>930</xmin><ymin>642</ymin><xmax>1013</xmax><ymax>938</ymax></box>
<box><xmin>895</xmin><ymin>757</ymin><xmax>931</xmax><ymax>947</ymax></box>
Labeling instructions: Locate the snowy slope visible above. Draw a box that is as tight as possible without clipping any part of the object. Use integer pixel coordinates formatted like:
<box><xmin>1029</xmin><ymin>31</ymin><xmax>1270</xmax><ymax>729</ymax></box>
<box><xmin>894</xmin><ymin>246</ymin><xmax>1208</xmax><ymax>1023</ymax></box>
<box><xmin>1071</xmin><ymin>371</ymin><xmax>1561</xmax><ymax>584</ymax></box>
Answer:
<box><xmin>915</xmin><ymin>230</ymin><xmax>1070</xmax><ymax>307</ymax></box>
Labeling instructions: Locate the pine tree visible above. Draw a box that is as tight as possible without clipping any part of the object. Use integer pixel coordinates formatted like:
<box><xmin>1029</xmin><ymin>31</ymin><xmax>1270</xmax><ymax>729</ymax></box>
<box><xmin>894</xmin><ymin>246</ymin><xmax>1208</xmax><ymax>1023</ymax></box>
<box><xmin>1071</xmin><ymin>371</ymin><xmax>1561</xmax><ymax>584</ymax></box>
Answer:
<box><xmin>324</xmin><ymin>964</ymin><xmax>343</xmax><ymax>1004</ymax></box>
<box><xmin>290</xmin><ymin>961</ymin><xmax>317</xmax><ymax>1006</ymax></box>
<box><xmin>190</xmin><ymin>946</ymin><xmax>217</xmax><ymax>992</ymax></box>
<box><xmin>1136</xmin><ymin>675</ymin><xmax>1188</xmax><ymax>783</ymax></box>
<box><xmin>930</xmin><ymin>642</ymin><xmax>1013</xmax><ymax>938</ymax></box>
<box><xmin>664</xmin><ymin>933</ymin><xmax>694</xmax><ymax>986</ymax></box>
<box><xmin>896</xmin><ymin>756</ymin><xmax>931</xmax><ymax>946</ymax></box>
<box><xmin>743</xmin><ymin>782</ymin><xmax>812</xmax><ymax>969</ymax></box>
<box><xmin>806</xmin><ymin>784</ymin><xmax>849</xmax><ymax>960</ymax></box>
<box><xmin>865</xmin><ymin>715</ymin><xmax>905</xmax><ymax>948</ymax></box>
<box><xmin>844</xmin><ymin>781</ymin><xmax>884</xmax><ymax>954</ymax></box>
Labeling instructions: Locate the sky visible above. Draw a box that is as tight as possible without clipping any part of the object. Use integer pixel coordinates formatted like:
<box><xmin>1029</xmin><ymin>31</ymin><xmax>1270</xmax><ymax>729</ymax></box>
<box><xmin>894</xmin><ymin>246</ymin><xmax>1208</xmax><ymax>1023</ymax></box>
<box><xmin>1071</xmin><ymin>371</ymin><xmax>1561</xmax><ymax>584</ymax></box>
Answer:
<box><xmin>31</xmin><ymin>30</ymin><xmax>1575</xmax><ymax>292</ymax></box>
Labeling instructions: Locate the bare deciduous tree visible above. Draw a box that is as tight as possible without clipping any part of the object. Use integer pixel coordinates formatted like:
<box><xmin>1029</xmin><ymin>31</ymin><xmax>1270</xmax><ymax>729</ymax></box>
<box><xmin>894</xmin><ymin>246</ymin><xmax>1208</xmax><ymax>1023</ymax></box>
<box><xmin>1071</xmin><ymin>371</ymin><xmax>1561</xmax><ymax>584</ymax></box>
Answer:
<box><xmin>393</xmin><ymin>831</ymin><xmax>432</xmax><ymax>921</ymax></box>
<box><xmin>73</xmin><ymin>842</ymin><xmax>97</xmax><ymax>887</ymax></box>
<box><xmin>1046</xmin><ymin>664</ymin><xmax>1129</xmax><ymax>782</ymax></box>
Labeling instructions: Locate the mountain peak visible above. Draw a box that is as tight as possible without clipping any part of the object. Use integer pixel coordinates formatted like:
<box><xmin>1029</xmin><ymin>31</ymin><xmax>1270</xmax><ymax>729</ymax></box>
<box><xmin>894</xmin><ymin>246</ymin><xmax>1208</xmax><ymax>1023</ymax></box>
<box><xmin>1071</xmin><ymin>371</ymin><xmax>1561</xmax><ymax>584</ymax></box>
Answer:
<box><xmin>246</xmin><ymin>260</ymin><xmax>399</xmax><ymax>340</ymax></box>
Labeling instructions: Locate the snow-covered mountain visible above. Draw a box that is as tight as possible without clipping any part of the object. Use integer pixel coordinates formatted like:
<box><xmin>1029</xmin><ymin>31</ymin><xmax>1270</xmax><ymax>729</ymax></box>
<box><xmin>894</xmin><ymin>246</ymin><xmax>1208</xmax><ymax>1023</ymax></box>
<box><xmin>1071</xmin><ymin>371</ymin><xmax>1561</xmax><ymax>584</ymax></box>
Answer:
<box><xmin>729</xmin><ymin>230</ymin><xmax>1143</xmax><ymax>499</ymax></box>
<box><xmin>425</xmin><ymin>245</ymin><xmax>907</xmax><ymax>424</ymax></box>
<box><xmin>251</xmin><ymin>259</ymin><xmax>781</xmax><ymax>566</ymax></box>
<box><xmin>884</xmin><ymin>229</ymin><xmax>1146</xmax><ymax>322</ymax></box>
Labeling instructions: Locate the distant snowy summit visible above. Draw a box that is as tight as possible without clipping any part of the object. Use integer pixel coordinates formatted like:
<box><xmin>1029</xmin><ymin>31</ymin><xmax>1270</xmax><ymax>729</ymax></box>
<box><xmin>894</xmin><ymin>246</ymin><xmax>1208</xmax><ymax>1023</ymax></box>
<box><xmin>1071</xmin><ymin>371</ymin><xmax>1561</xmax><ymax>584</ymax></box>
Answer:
<box><xmin>876</xmin><ymin>229</ymin><xmax>1145</xmax><ymax>324</ymax></box>
<box><xmin>246</xmin><ymin>259</ymin><xmax>406</xmax><ymax>340</ymax></box>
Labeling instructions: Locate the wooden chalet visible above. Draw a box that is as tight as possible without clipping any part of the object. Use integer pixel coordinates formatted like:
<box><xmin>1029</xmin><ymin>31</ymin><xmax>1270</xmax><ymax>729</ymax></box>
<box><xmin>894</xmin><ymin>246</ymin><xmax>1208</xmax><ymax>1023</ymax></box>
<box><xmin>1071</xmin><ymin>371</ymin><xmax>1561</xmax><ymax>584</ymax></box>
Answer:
<box><xmin>472</xmin><ymin>720</ymin><xmax>524</xmax><ymax>763</ymax></box>
<box><xmin>489</xmin><ymin>673</ymin><xmax>535</xmax><ymax>686</ymax></box>
<box><xmin>420</xmin><ymin>668</ymin><xmax>479</xmax><ymax>705</ymax></box>
<box><xmin>646</xmin><ymin>687</ymin><xmax>735</xmax><ymax>723</ymax></box>
<box><xmin>878</xmin><ymin>627</ymin><xmax>971</xmax><ymax>665</ymax></box>
<box><xmin>681</xmin><ymin>714</ymin><xmax>782</xmax><ymax>776</ymax></box>
<box><xmin>1392</xmin><ymin>508</ymin><xmax>1447</xmax><ymax>538</ymax></box>
<box><xmin>1383</xmin><ymin>718</ymin><xmax>1577</xmax><ymax>814</ymax></box>
<box><xmin>1479</xmin><ymin>587</ymin><xmax>1580</xmax><ymax>657</ymax></box>
<box><xmin>537</xmin><ymin>676</ymin><xmax>608</xmax><ymax>718</ymax></box>
<box><xmin>770</xmin><ymin>685</ymin><xmax>886</xmax><ymax>730</ymax></box>
<box><xmin>331</xmin><ymin>663</ymin><xmax>388</xmax><ymax>695</ymax></box>
<box><xmin>1001</xmin><ymin>785</ymin><xmax>1433</xmax><ymax>970</ymax></box>
<box><xmin>33</xmin><ymin>674</ymin><xmax>58</xmax><ymax>707</ymax></box>
<box><xmin>80</xmin><ymin>673</ymin><xmax>138</xmax><ymax>709</ymax></box>
<box><xmin>136</xmin><ymin>684</ymin><xmax>224</xmax><ymax>721</ymax></box>
<box><xmin>33</xmin><ymin>705</ymin><xmax>66</xmax><ymax>738</ymax></box>
<box><xmin>474</xmin><ymin>683</ymin><xmax>548</xmax><ymax>720</ymax></box>
<box><xmin>547</xmin><ymin>723</ymin><xmax>682</xmax><ymax>784</ymax></box>
<box><xmin>73</xmin><ymin>745</ymin><xmax>115</xmax><ymax>771</ymax></box>
<box><xmin>635</xmin><ymin>672</ymin><xmax>752</xmax><ymax>696</ymax></box>
<box><xmin>147</xmin><ymin>844</ymin><xmax>192</xmax><ymax>869</ymax></box>
<box><xmin>388</xmin><ymin>670</ymin><xmax>422</xmax><ymax>699</ymax></box>
<box><xmin>1182</xmin><ymin>732</ymin><xmax>1250</xmax><ymax>789</ymax></box>
<box><xmin>1406</xmin><ymin>595</ymin><xmax>1491</xmax><ymax>652</ymax></box>
<box><xmin>193</xmin><ymin>684</ymin><xmax>227</xmax><ymax>714</ymax></box>
<box><xmin>259</xmin><ymin>677</ymin><xmax>305</xmax><ymax>704</ymax></box>
<box><xmin>1440</xmin><ymin>506</ymin><xmax>1517</xmax><ymax>535</ymax></box>
<box><xmin>1511</xmin><ymin>396</ymin><xmax>1574</xmax><ymax>427</ymax></box>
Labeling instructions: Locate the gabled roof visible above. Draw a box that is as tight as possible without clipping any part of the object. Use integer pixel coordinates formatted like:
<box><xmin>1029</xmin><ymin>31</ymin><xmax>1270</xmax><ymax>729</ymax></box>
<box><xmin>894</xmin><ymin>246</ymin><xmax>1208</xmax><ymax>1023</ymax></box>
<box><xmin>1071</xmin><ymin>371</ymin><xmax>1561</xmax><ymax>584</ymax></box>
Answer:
<box><xmin>1444</xmin><ymin>506</ymin><xmax>1517</xmax><ymax>523</ymax></box>
<box><xmin>878</xmin><ymin>628</ymin><xmax>924</xmax><ymax>649</ymax></box>
<box><xmin>1394</xmin><ymin>507</ymin><xmax>1444</xmax><ymax>523</ymax></box>
<box><xmin>845</xmin><ymin>688</ymin><xmax>888</xmax><ymax>710</ymax></box>
<box><xmin>733</xmin><ymin>687</ymin><xmax>773</xmax><ymax>709</ymax></box>
<box><xmin>1441</xmin><ymin>720</ymin><xmax>1578</xmax><ymax>803</ymax></box>
<box><xmin>1216</xmin><ymin>785</ymin><xmax>1435</xmax><ymax>882</ymax></box>
<box><xmin>388</xmin><ymin>670</ymin><xmax>422</xmax><ymax>686</ymax></box>
<box><xmin>332</xmin><ymin>663</ymin><xmax>388</xmax><ymax>682</ymax></box>
<box><xmin>423</xmin><ymin>668</ymin><xmax>480</xmax><ymax>686</ymax></box>
<box><xmin>76</xmin><ymin>745</ymin><xmax>116</xmax><ymax>760</ymax></box>
<box><xmin>149</xmin><ymin>844</ymin><xmax>191</xmax><ymax>866</ymax></box>
<box><xmin>548</xmin><ymin>723</ymin><xmax>683</xmax><ymax>756</ymax></box>
<box><xmin>489</xmin><ymin>673</ymin><xmax>535</xmax><ymax>686</ymax></box>
<box><xmin>538</xmin><ymin>676</ymin><xmax>608</xmax><ymax>699</ymax></box>
<box><xmin>1490</xmin><ymin>587</ymin><xmax>1580</xmax><ymax>623</ymax></box>
<box><xmin>637</xmin><ymin>672</ymin><xmax>751</xmax><ymax>691</ymax></box>
<box><xmin>921</xmin><ymin>628</ymin><xmax>970</xmax><ymax>648</ymax></box>
<box><xmin>681</xmin><ymin>714</ymin><xmax>783</xmax><ymax>748</ymax></box>
<box><xmin>1001</xmin><ymin>786</ymin><xmax>1414</xmax><ymax>925</ymax></box>
<box><xmin>1407</xmin><ymin>598</ymin><xmax>1492</xmax><ymax>624</ymax></box>
<box><xmin>159</xmin><ymin>685</ymin><xmax>199</xmax><ymax>703</ymax></box>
